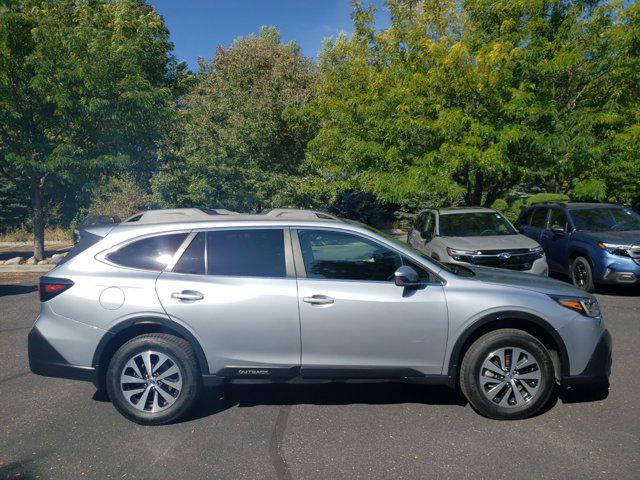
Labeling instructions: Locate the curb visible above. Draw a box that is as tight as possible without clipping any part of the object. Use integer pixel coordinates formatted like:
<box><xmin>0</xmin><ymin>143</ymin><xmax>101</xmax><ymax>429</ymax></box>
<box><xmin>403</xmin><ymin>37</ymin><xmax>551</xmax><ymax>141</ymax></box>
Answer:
<box><xmin>0</xmin><ymin>265</ymin><xmax>55</xmax><ymax>273</ymax></box>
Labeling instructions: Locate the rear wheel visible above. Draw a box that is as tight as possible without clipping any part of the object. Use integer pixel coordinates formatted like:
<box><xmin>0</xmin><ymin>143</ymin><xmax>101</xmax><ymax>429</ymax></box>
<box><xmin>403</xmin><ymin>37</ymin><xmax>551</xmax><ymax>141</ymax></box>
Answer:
<box><xmin>106</xmin><ymin>333</ymin><xmax>201</xmax><ymax>425</ymax></box>
<box><xmin>460</xmin><ymin>329</ymin><xmax>555</xmax><ymax>420</ymax></box>
<box><xmin>571</xmin><ymin>256</ymin><xmax>595</xmax><ymax>292</ymax></box>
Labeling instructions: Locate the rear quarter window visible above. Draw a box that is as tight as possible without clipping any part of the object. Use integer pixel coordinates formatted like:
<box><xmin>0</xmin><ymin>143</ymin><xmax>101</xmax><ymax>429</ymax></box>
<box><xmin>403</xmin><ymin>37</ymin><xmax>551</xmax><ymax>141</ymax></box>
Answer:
<box><xmin>106</xmin><ymin>233</ymin><xmax>188</xmax><ymax>271</ymax></box>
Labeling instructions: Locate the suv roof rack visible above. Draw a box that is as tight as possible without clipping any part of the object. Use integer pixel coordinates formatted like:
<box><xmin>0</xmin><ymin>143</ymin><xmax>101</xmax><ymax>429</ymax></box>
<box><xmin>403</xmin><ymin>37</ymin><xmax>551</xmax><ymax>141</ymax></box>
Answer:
<box><xmin>529</xmin><ymin>201</ymin><xmax>567</xmax><ymax>206</ymax></box>
<box><xmin>122</xmin><ymin>208</ymin><xmax>238</xmax><ymax>224</ymax></box>
<box><xmin>262</xmin><ymin>208</ymin><xmax>342</xmax><ymax>221</ymax></box>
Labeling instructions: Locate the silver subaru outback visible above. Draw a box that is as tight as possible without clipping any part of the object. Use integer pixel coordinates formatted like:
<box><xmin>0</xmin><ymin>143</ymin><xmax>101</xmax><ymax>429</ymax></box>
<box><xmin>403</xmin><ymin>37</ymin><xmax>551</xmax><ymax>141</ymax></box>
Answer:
<box><xmin>28</xmin><ymin>209</ymin><xmax>611</xmax><ymax>424</ymax></box>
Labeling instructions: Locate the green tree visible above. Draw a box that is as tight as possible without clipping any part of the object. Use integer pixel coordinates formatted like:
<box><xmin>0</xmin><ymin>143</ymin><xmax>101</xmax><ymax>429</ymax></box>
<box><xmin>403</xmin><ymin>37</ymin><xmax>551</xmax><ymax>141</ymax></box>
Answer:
<box><xmin>308</xmin><ymin>0</ymin><xmax>640</xmax><ymax>212</ymax></box>
<box><xmin>153</xmin><ymin>27</ymin><xmax>317</xmax><ymax>212</ymax></box>
<box><xmin>0</xmin><ymin>0</ymin><xmax>187</xmax><ymax>258</ymax></box>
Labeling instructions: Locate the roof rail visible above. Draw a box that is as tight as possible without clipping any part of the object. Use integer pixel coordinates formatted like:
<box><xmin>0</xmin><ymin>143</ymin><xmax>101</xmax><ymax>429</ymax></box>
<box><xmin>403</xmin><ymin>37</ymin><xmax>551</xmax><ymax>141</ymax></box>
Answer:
<box><xmin>122</xmin><ymin>208</ymin><xmax>238</xmax><ymax>224</ymax></box>
<box><xmin>529</xmin><ymin>201</ymin><xmax>567</xmax><ymax>206</ymax></box>
<box><xmin>262</xmin><ymin>208</ymin><xmax>341</xmax><ymax>221</ymax></box>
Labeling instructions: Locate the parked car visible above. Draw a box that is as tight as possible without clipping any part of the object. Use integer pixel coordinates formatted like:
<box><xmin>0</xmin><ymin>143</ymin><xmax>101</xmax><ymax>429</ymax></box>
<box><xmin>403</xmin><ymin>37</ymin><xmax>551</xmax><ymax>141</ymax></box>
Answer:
<box><xmin>29</xmin><ymin>209</ymin><xmax>610</xmax><ymax>424</ymax></box>
<box><xmin>517</xmin><ymin>202</ymin><xmax>640</xmax><ymax>291</ymax></box>
<box><xmin>408</xmin><ymin>207</ymin><xmax>548</xmax><ymax>275</ymax></box>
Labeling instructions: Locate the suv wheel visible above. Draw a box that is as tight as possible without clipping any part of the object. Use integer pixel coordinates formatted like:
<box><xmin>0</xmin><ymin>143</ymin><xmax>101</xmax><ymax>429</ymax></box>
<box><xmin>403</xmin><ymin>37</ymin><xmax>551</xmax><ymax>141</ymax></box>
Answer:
<box><xmin>571</xmin><ymin>256</ymin><xmax>595</xmax><ymax>292</ymax></box>
<box><xmin>106</xmin><ymin>333</ymin><xmax>201</xmax><ymax>425</ymax></box>
<box><xmin>460</xmin><ymin>329</ymin><xmax>555</xmax><ymax>420</ymax></box>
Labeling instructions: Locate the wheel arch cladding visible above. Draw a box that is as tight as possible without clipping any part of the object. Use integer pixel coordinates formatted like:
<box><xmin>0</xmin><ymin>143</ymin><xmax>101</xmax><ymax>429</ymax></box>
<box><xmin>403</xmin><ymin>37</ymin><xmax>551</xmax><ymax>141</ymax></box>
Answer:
<box><xmin>448</xmin><ymin>311</ymin><xmax>569</xmax><ymax>382</ymax></box>
<box><xmin>92</xmin><ymin>316</ymin><xmax>209</xmax><ymax>389</ymax></box>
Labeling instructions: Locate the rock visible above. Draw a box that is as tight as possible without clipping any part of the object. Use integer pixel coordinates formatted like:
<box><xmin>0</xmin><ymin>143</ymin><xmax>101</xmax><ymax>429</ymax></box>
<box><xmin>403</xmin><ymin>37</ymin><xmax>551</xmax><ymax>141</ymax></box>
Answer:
<box><xmin>50</xmin><ymin>253</ymin><xmax>66</xmax><ymax>264</ymax></box>
<box><xmin>0</xmin><ymin>260</ymin><xmax>5</xmax><ymax>265</ymax></box>
<box><xmin>38</xmin><ymin>259</ymin><xmax>51</xmax><ymax>265</ymax></box>
<box><xmin>26</xmin><ymin>256</ymin><xmax>37</xmax><ymax>265</ymax></box>
<box><xmin>4</xmin><ymin>256</ymin><xmax>24</xmax><ymax>265</ymax></box>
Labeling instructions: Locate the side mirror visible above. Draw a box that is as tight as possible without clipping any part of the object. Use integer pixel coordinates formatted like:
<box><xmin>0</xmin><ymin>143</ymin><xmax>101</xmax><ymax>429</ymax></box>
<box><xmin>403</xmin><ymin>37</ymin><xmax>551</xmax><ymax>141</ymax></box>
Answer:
<box><xmin>394</xmin><ymin>266</ymin><xmax>421</xmax><ymax>288</ymax></box>
<box><xmin>420</xmin><ymin>230</ymin><xmax>432</xmax><ymax>241</ymax></box>
<box><xmin>551</xmin><ymin>225</ymin><xmax>565</xmax><ymax>235</ymax></box>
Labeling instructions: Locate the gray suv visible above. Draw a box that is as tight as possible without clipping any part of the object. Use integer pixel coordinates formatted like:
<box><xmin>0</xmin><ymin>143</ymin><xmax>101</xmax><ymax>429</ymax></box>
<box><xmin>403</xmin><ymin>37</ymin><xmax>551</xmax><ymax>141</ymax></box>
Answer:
<box><xmin>29</xmin><ymin>210</ymin><xmax>611</xmax><ymax>424</ymax></box>
<box><xmin>408</xmin><ymin>207</ymin><xmax>548</xmax><ymax>275</ymax></box>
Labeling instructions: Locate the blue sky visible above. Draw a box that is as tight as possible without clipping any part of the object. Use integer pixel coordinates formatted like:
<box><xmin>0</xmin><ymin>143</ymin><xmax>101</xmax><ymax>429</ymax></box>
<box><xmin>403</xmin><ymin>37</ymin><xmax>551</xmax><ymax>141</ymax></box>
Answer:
<box><xmin>149</xmin><ymin>0</ymin><xmax>389</xmax><ymax>70</ymax></box>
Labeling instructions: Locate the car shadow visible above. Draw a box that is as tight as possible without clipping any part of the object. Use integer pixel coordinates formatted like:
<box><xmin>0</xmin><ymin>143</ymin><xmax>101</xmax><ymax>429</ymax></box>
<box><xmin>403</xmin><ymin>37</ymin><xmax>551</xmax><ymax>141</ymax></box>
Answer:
<box><xmin>92</xmin><ymin>381</ymin><xmax>608</xmax><ymax>422</ymax></box>
<box><xmin>0</xmin><ymin>284</ymin><xmax>38</xmax><ymax>297</ymax></box>
<box><xmin>182</xmin><ymin>382</ymin><xmax>468</xmax><ymax>422</ymax></box>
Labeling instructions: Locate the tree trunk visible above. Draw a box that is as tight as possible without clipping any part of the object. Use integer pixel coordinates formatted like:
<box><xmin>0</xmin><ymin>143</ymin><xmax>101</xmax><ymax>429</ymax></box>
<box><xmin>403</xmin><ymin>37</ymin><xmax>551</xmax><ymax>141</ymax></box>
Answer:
<box><xmin>471</xmin><ymin>171</ymin><xmax>484</xmax><ymax>206</ymax></box>
<box><xmin>32</xmin><ymin>181</ymin><xmax>45</xmax><ymax>261</ymax></box>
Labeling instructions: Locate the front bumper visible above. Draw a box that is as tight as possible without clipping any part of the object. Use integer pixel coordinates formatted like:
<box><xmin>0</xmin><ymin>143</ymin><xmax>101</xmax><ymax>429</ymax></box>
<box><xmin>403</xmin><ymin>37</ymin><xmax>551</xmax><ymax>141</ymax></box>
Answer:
<box><xmin>445</xmin><ymin>255</ymin><xmax>549</xmax><ymax>276</ymax></box>
<box><xmin>597</xmin><ymin>253</ymin><xmax>640</xmax><ymax>284</ymax></box>
<box><xmin>562</xmin><ymin>329</ymin><xmax>612</xmax><ymax>387</ymax></box>
<box><xmin>28</xmin><ymin>326</ymin><xmax>96</xmax><ymax>382</ymax></box>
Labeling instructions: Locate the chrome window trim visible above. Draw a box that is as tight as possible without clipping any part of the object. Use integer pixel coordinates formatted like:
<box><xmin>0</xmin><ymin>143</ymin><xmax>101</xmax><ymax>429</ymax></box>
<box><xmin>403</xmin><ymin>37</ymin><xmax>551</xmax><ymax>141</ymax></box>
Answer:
<box><xmin>192</xmin><ymin>225</ymin><xmax>290</xmax><ymax>279</ymax></box>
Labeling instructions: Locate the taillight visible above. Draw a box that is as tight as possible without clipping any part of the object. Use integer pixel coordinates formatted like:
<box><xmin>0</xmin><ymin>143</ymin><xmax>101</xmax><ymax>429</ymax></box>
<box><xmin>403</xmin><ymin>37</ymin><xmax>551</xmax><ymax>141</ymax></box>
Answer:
<box><xmin>39</xmin><ymin>277</ymin><xmax>74</xmax><ymax>302</ymax></box>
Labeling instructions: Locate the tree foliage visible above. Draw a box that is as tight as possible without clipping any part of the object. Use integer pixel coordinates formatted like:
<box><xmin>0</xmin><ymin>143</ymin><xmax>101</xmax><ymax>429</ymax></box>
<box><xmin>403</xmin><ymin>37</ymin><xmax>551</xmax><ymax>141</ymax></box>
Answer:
<box><xmin>308</xmin><ymin>0</ymin><xmax>640</xmax><ymax>211</ymax></box>
<box><xmin>153</xmin><ymin>27</ymin><xmax>318</xmax><ymax>212</ymax></box>
<box><xmin>0</xmin><ymin>0</ymin><xmax>187</xmax><ymax>257</ymax></box>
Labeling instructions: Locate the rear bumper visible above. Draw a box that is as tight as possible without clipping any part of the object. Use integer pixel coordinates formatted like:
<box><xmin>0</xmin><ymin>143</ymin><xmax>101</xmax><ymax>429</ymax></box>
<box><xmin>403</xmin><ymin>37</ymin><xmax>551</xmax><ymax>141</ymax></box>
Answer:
<box><xmin>28</xmin><ymin>326</ymin><xmax>96</xmax><ymax>382</ymax></box>
<box><xmin>562</xmin><ymin>329</ymin><xmax>612</xmax><ymax>387</ymax></box>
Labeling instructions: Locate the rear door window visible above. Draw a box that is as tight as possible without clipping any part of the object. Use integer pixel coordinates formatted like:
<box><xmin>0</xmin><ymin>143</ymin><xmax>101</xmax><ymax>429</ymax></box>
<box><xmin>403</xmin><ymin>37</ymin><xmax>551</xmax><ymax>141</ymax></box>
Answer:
<box><xmin>206</xmin><ymin>229</ymin><xmax>286</xmax><ymax>278</ymax></box>
<box><xmin>106</xmin><ymin>233</ymin><xmax>188</xmax><ymax>271</ymax></box>
<box><xmin>530</xmin><ymin>208</ymin><xmax>548</xmax><ymax>229</ymax></box>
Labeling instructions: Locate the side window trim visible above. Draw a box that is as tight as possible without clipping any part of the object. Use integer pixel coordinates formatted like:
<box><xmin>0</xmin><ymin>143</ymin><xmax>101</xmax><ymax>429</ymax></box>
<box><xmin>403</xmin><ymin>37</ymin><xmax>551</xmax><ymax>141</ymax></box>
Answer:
<box><xmin>164</xmin><ymin>226</ymin><xmax>294</xmax><ymax>278</ymax></box>
<box><xmin>290</xmin><ymin>228</ymin><xmax>306</xmax><ymax>278</ymax></box>
<box><xmin>291</xmin><ymin>226</ymin><xmax>442</xmax><ymax>284</ymax></box>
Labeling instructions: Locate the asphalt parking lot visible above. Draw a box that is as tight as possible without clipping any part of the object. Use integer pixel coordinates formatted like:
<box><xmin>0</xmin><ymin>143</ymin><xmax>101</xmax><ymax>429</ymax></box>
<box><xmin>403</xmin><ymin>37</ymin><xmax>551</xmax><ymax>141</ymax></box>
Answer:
<box><xmin>0</xmin><ymin>279</ymin><xmax>638</xmax><ymax>480</ymax></box>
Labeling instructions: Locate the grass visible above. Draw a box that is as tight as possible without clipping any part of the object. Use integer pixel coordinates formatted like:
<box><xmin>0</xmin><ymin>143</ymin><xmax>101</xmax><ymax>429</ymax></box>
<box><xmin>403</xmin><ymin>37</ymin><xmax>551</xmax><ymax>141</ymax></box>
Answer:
<box><xmin>0</xmin><ymin>226</ymin><xmax>71</xmax><ymax>243</ymax></box>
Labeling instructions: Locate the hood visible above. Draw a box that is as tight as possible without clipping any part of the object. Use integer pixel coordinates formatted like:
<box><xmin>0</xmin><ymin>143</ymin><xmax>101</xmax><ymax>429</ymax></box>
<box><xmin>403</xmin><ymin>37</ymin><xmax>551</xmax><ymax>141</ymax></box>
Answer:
<box><xmin>441</xmin><ymin>234</ymin><xmax>540</xmax><ymax>251</ymax></box>
<box><xmin>578</xmin><ymin>229</ymin><xmax>640</xmax><ymax>246</ymax></box>
<box><xmin>468</xmin><ymin>266</ymin><xmax>588</xmax><ymax>297</ymax></box>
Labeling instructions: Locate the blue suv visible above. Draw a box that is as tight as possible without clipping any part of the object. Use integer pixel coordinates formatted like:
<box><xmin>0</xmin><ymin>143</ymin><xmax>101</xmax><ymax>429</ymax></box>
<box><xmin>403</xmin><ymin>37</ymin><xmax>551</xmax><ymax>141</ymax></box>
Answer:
<box><xmin>517</xmin><ymin>202</ymin><xmax>640</xmax><ymax>291</ymax></box>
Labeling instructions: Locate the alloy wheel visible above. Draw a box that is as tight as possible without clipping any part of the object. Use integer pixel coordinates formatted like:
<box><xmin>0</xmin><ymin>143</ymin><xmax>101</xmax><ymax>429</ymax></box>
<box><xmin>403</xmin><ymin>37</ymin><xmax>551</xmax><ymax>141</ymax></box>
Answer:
<box><xmin>573</xmin><ymin>262</ymin><xmax>589</xmax><ymax>288</ymax></box>
<box><xmin>478</xmin><ymin>347</ymin><xmax>541</xmax><ymax>408</ymax></box>
<box><xmin>120</xmin><ymin>350</ymin><xmax>183</xmax><ymax>413</ymax></box>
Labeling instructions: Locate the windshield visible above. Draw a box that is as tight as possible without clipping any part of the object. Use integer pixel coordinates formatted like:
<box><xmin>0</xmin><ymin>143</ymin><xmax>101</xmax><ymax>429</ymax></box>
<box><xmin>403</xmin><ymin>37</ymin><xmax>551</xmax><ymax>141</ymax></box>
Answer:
<box><xmin>570</xmin><ymin>207</ymin><xmax>640</xmax><ymax>232</ymax></box>
<box><xmin>346</xmin><ymin>220</ymin><xmax>474</xmax><ymax>277</ymax></box>
<box><xmin>439</xmin><ymin>212</ymin><xmax>517</xmax><ymax>237</ymax></box>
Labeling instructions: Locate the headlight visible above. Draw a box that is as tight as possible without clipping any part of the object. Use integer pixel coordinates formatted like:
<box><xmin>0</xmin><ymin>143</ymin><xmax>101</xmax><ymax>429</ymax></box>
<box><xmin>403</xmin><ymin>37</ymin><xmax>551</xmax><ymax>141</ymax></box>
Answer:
<box><xmin>598</xmin><ymin>242</ymin><xmax>632</xmax><ymax>256</ymax></box>
<box><xmin>529</xmin><ymin>245</ymin><xmax>545</xmax><ymax>257</ymax></box>
<box><xmin>446</xmin><ymin>247</ymin><xmax>476</xmax><ymax>260</ymax></box>
<box><xmin>551</xmin><ymin>295</ymin><xmax>601</xmax><ymax>318</ymax></box>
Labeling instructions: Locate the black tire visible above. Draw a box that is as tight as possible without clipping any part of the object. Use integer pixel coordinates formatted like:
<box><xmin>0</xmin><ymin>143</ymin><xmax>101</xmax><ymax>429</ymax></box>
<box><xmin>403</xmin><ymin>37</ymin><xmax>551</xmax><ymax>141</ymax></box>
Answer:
<box><xmin>460</xmin><ymin>329</ymin><xmax>555</xmax><ymax>420</ymax></box>
<box><xmin>106</xmin><ymin>333</ymin><xmax>201</xmax><ymax>425</ymax></box>
<box><xmin>571</xmin><ymin>256</ymin><xmax>595</xmax><ymax>292</ymax></box>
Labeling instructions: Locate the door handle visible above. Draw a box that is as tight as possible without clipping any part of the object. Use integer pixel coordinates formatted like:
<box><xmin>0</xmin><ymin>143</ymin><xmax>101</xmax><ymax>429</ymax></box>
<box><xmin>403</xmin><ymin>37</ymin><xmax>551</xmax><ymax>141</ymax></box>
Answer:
<box><xmin>171</xmin><ymin>290</ymin><xmax>204</xmax><ymax>302</ymax></box>
<box><xmin>303</xmin><ymin>295</ymin><xmax>334</xmax><ymax>305</ymax></box>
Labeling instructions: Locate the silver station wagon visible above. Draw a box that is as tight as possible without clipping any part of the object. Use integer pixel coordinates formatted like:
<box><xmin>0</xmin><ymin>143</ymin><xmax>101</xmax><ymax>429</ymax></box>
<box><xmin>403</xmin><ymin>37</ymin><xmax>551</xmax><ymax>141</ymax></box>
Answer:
<box><xmin>29</xmin><ymin>209</ymin><xmax>611</xmax><ymax>424</ymax></box>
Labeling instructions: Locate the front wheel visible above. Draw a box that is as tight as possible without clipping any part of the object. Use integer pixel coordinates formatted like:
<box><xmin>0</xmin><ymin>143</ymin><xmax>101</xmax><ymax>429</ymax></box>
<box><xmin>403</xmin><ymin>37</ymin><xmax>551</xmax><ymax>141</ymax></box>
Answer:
<box><xmin>571</xmin><ymin>256</ymin><xmax>595</xmax><ymax>292</ymax></box>
<box><xmin>460</xmin><ymin>329</ymin><xmax>555</xmax><ymax>420</ymax></box>
<box><xmin>106</xmin><ymin>333</ymin><xmax>201</xmax><ymax>425</ymax></box>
